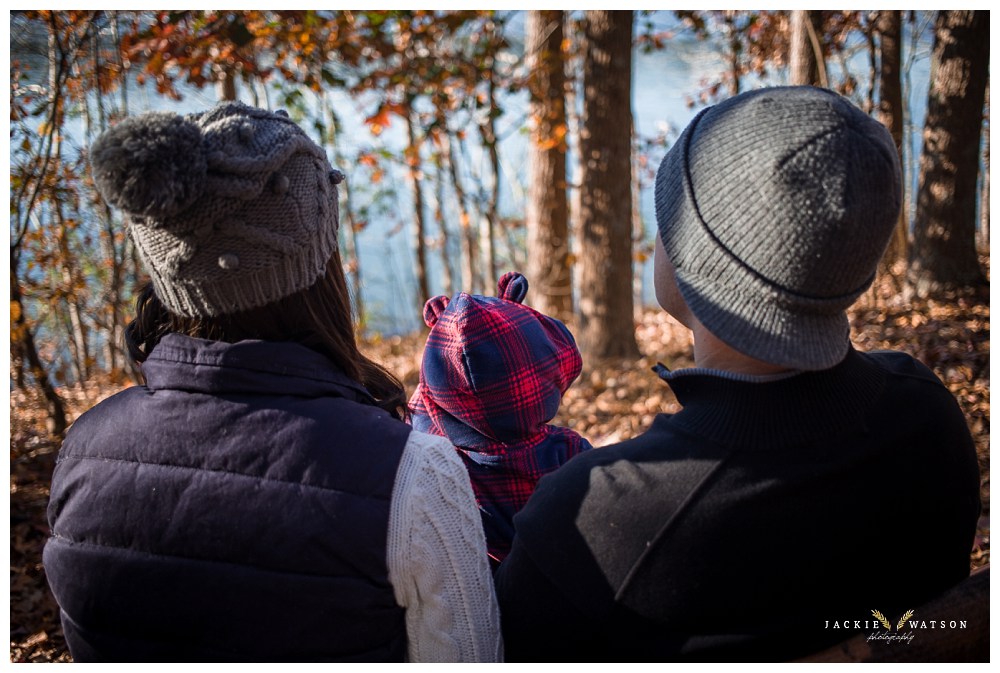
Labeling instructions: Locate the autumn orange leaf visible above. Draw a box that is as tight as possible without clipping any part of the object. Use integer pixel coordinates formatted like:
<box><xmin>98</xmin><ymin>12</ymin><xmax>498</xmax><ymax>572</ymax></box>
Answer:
<box><xmin>364</xmin><ymin>107</ymin><xmax>393</xmax><ymax>135</ymax></box>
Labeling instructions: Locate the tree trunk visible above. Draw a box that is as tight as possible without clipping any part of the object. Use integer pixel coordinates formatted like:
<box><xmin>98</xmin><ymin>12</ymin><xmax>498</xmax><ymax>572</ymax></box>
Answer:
<box><xmin>979</xmin><ymin>79</ymin><xmax>990</xmax><ymax>251</ymax></box>
<box><xmin>61</xmin><ymin>307</ymin><xmax>85</xmax><ymax>385</ymax></box>
<box><xmin>565</xmin><ymin>28</ymin><xmax>585</xmax><ymax>318</ymax></box>
<box><xmin>52</xmin><ymin>33</ymin><xmax>90</xmax><ymax>384</ymax></box>
<box><xmin>908</xmin><ymin>10</ymin><xmax>989</xmax><ymax>297</ymax></box>
<box><xmin>478</xmin><ymin>212</ymin><xmax>496</xmax><ymax>292</ymax></box>
<box><xmin>97</xmin><ymin>161</ymin><xmax>127</xmax><ymax>379</ymax></box>
<box><xmin>723</xmin><ymin>11</ymin><xmax>741</xmax><ymax>96</ymax></box>
<box><xmin>100</xmin><ymin>200</ymin><xmax>126</xmax><ymax>376</ymax></box>
<box><xmin>876</xmin><ymin>10</ymin><xmax>908</xmax><ymax>276</ymax></box>
<box><xmin>107</xmin><ymin>10</ymin><xmax>131</xmax><ymax>377</ymax></box>
<box><xmin>578</xmin><ymin>10</ymin><xmax>640</xmax><ymax>359</ymax></box>
<box><xmin>789</xmin><ymin>10</ymin><xmax>827</xmax><ymax>87</ymax></box>
<box><xmin>446</xmin><ymin>131</ymin><xmax>482</xmax><ymax>294</ymax></box>
<box><xmin>405</xmin><ymin>108</ymin><xmax>431</xmax><ymax>308</ymax></box>
<box><xmin>215</xmin><ymin>63</ymin><xmax>237</xmax><ymax>101</ymax></box>
<box><xmin>11</xmin><ymin>339</ymin><xmax>27</xmax><ymax>392</ymax></box>
<box><xmin>327</xmin><ymin>104</ymin><xmax>365</xmax><ymax>328</ymax></box>
<box><xmin>11</xmin><ymin>268</ymin><xmax>68</xmax><ymax>436</ymax></box>
<box><xmin>632</xmin><ymin>120</ymin><xmax>645</xmax><ymax>322</ymax></box>
<box><xmin>525</xmin><ymin>10</ymin><xmax>572</xmax><ymax>321</ymax></box>
<box><xmin>433</xmin><ymin>151</ymin><xmax>455</xmax><ymax>298</ymax></box>
<box><xmin>53</xmin><ymin>124</ymin><xmax>91</xmax><ymax>382</ymax></box>
<box><xmin>479</xmin><ymin>74</ymin><xmax>501</xmax><ymax>286</ymax></box>
<box><xmin>111</xmin><ymin>11</ymin><xmax>128</xmax><ymax>117</ymax></box>
<box><xmin>62</xmin><ymin>266</ymin><xmax>90</xmax><ymax>382</ymax></box>
<box><xmin>864</xmin><ymin>16</ymin><xmax>876</xmax><ymax>115</ymax></box>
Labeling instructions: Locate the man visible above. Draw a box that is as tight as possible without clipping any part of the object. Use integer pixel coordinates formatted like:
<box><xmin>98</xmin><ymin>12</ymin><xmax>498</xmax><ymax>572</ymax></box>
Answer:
<box><xmin>494</xmin><ymin>86</ymin><xmax>980</xmax><ymax>662</ymax></box>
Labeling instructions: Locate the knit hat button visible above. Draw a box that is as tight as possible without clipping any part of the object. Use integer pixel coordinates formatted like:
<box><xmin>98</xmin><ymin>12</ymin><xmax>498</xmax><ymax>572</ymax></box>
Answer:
<box><xmin>237</xmin><ymin>123</ymin><xmax>254</xmax><ymax>143</ymax></box>
<box><xmin>273</xmin><ymin>174</ymin><xmax>290</xmax><ymax>194</ymax></box>
<box><xmin>218</xmin><ymin>253</ymin><xmax>240</xmax><ymax>270</ymax></box>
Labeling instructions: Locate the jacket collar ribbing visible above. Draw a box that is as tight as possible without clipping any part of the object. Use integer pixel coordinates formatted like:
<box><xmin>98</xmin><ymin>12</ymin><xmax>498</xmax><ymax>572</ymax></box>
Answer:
<box><xmin>656</xmin><ymin>347</ymin><xmax>887</xmax><ymax>450</ymax></box>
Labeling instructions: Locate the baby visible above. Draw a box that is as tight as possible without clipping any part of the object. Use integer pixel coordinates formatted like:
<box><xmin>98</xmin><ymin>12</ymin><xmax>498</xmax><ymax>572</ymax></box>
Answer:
<box><xmin>409</xmin><ymin>272</ymin><xmax>592</xmax><ymax>567</ymax></box>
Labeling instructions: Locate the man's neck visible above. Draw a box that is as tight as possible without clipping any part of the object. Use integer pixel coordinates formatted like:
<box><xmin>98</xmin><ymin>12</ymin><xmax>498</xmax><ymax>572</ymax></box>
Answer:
<box><xmin>691</xmin><ymin>322</ymin><xmax>795</xmax><ymax>377</ymax></box>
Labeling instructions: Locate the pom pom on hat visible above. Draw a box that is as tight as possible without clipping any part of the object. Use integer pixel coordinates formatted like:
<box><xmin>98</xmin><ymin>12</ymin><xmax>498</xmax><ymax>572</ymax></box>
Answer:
<box><xmin>91</xmin><ymin>111</ymin><xmax>207</xmax><ymax>220</ymax></box>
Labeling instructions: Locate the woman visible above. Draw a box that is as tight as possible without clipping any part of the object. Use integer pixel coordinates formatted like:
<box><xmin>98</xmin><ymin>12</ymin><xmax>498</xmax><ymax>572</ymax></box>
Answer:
<box><xmin>43</xmin><ymin>102</ymin><xmax>502</xmax><ymax>662</ymax></box>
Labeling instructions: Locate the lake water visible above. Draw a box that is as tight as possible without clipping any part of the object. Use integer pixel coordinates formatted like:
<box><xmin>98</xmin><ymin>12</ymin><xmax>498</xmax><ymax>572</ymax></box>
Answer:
<box><xmin>11</xmin><ymin>11</ymin><xmax>936</xmax><ymax>336</ymax></box>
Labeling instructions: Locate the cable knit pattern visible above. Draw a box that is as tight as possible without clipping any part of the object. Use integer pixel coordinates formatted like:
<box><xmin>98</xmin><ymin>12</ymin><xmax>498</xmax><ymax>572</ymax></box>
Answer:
<box><xmin>90</xmin><ymin>102</ymin><xmax>341</xmax><ymax>318</ymax></box>
<box><xmin>387</xmin><ymin>430</ymin><xmax>503</xmax><ymax>662</ymax></box>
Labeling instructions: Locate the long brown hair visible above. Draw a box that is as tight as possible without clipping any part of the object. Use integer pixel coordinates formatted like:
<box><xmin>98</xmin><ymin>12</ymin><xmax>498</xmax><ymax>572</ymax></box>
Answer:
<box><xmin>124</xmin><ymin>249</ymin><xmax>407</xmax><ymax>419</ymax></box>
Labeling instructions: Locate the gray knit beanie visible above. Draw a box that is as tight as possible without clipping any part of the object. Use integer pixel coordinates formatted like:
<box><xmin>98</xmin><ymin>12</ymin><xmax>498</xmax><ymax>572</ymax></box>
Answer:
<box><xmin>91</xmin><ymin>102</ymin><xmax>342</xmax><ymax>318</ymax></box>
<box><xmin>654</xmin><ymin>86</ymin><xmax>901</xmax><ymax>370</ymax></box>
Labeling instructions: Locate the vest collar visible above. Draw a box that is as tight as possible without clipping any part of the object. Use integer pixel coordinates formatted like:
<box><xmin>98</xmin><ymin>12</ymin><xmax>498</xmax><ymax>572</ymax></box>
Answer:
<box><xmin>141</xmin><ymin>333</ymin><xmax>375</xmax><ymax>403</ymax></box>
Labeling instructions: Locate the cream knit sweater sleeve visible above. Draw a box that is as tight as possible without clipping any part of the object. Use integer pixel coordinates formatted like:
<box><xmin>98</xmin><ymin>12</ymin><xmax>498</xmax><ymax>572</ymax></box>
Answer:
<box><xmin>387</xmin><ymin>430</ymin><xmax>504</xmax><ymax>663</ymax></box>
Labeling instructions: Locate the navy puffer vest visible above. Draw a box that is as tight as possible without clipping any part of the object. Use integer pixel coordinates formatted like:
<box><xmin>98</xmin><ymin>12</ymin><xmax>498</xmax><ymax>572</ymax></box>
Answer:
<box><xmin>44</xmin><ymin>335</ymin><xmax>410</xmax><ymax>662</ymax></box>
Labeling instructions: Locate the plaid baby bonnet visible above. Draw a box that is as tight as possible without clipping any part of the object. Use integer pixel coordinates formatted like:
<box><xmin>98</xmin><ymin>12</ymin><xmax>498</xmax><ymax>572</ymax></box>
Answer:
<box><xmin>409</xmin><ymin>271</ymin><xmax>592</xmax><ymax>564</ymax></box>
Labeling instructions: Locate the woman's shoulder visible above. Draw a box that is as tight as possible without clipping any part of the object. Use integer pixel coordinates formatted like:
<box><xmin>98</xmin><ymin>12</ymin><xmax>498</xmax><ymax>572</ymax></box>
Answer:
<box><xmin>64</xmin><ymin>385</ymin><xmax>149</xmax><ymax>434</ymax></box>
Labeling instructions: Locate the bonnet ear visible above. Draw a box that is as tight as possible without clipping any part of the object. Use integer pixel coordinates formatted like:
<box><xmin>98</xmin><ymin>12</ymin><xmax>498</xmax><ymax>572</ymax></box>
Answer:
<box><xmin>423</xmin><ymin>295</ymin><xmax>450</xmax><ymax>327</ymax></box>
<box><xmin>497</xmin><ymin>271</ymin><xmax>528</xmax><ymax>304</ymax></box>
<box><xmin>90</xmin><ymin>111</ymin><xmax>207</xmax><ymax>220</ymax></box>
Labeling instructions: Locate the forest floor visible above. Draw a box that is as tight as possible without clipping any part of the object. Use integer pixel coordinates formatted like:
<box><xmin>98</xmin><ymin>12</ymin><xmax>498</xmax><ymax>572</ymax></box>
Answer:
<box><xmin>9</xmin><ymin>265</ymin><xmax>990</xmax><ymax>662</ymax></box>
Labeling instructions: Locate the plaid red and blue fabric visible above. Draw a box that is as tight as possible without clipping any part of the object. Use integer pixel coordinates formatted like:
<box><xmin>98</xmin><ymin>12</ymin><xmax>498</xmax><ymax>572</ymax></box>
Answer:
<box><xmin>410</xmin><ymin>272</ymin><xmax>592</xmax><ymax>565</ymax></box>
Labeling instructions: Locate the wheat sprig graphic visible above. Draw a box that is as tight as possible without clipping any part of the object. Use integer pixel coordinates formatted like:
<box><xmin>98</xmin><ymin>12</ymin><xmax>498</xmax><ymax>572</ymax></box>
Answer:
<box><xmin>872</xmin><ymin>609</ymin><xmax>891</xmax><ymax>630</ymax></box>
<box><xmin>896</xmin><ymin>609</ymin><xmax>915</xmax><ymax>631</ymax></box>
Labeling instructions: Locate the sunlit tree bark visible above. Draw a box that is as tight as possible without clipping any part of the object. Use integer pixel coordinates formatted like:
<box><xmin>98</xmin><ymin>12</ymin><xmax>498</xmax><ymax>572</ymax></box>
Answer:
<box><xmin>876</xmin><ymin>10</ymin><xmax>908</xmax><ymax>276</ymax></box>
<box><xmin>789</xmin><ymin>10</ymin><xmax>827</xmax><ymax>87</ymax></box>
<box><xmin>908</xmin><ymin>10</ymin><xmax>989</xmax><ymax>297</ymax></box>
<box><xmin>578</xmin><ymin>10</ymin><xmax>639</xmax><ymax>359</ymax></box>
<box><xmin>433</xmin><ymin>150</ymin><xmax>455</xmax><ymax>298</ymax></box>
<box><xmin>526</xmin><ymin>10</ymin><xmax>572</xmax><ymax>320</ymax></box>
<box><xmin>445</xmin><ymin>131</ymin><xmax>482</xmax><ymax>295</ymax></box>
<box><xmin>404</xmin><ymin>104</ymin><xmax>431</xmax><ymax>308</ymax></box>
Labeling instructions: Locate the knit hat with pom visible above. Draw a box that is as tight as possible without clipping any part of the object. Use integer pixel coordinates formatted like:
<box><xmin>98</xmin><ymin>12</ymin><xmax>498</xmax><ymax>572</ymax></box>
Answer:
<box><xmin>90</xmin><ymin>102</ymin><xmax>343</xmax><ymax>318</ymax></box>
